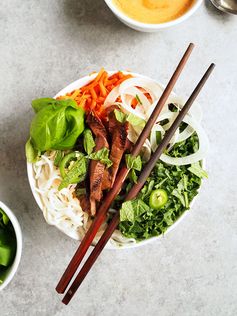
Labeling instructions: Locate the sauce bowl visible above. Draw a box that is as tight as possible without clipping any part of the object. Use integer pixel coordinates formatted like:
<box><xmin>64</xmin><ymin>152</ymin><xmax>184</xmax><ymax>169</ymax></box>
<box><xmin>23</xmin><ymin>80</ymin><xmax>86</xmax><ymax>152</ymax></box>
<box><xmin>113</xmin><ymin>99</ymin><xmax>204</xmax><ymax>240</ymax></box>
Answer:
<box><xmin>104</xmin><ymin>0</ymin><xmax>203</xmax><ymax>32</ymax></box>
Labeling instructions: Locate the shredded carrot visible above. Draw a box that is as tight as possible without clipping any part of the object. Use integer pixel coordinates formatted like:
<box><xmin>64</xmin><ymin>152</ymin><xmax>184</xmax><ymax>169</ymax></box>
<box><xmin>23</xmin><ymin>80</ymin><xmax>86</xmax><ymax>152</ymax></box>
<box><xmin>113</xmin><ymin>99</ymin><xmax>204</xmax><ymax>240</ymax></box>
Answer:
<box><xmin>90</xmin><ymin>88</ymin><xmax>97</xmax><ymax>100</ymax></box>
<box><xmin>56</xmin><ymin>69</ymin><xmax>148</xmax><ymax>117</ymax></box>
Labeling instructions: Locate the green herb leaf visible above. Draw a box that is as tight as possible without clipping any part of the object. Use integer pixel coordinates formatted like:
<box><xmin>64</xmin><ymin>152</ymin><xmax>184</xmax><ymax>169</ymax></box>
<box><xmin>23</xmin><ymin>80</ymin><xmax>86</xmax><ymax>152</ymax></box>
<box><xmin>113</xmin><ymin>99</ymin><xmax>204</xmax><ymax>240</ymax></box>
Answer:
<box><xmin>59</xmin><ymin>156</ymin><xmax>87</xmax><ymax>190</ymax></box>
<box><xmin>0</xmin><ymin>209</ymin><xmax>9</xmax><ymax>226</ymax></box>
<box><xmin>126</xmin><ymin>113</ymin><xmax>145</xmax><ymax>127</ymax></box>
<box><xmin>114</xmin><ymin>109</ymin><xmax>145</xmax><ymax>127</ymax></box>
<box><xmin>125</xmin><ymin>154</ymin><xmax>142</xmax><ymax>171</ymax></box>
<box><xmin>188</xmin><ymin>162</ymin><xmax>208</xmax><ymax>179</ymax></box>
<box><xmin>120</xmin><ymin>199</ymin><xmax>150</xmax><ymax>223</ymax></box>
<box><xmin>88</xmin><ymin>148</ymin><xmax>113</xmax><ymax>168</ymax></box>
<box><xmin>25</xmin><ymin>138</ymin><xmax>40</xmax><ymax>163</ymax></box>
<box><xmin>135</xmin><ymin>94</ymin><xmax>143</xmax><ymax>105</ymax></box>
<box><xmin>130</xmin><ymin>169</ymin><xmax>138</xmax><ymax>184</ymax></box>
<box><xmin>83</xmin><ymin>129</ymin><xmax>95</xmax><ymax>155</ymax></box>
<box><xmin>30</xmin><ymin>98</ymin><xmax>85</xmax><ymax>152</ymax></box>
<box><xmin>119</xmin><ymin>133</ymin><xmax>203</xmax><ymax>241</ymax></box>
<box><xmin>114</xmin><ymin>109</ymin><xmax>127</xmax><ymax>124</ymax></box>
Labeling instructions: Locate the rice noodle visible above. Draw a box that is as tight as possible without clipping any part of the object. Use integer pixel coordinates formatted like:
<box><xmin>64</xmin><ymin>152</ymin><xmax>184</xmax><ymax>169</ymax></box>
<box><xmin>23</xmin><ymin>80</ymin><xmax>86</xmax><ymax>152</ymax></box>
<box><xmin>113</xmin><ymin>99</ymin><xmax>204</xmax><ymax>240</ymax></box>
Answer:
<box><xmin>32</xmin><ymin>151</ymin><xmax>136</xmax><ymax>246</ymax></box>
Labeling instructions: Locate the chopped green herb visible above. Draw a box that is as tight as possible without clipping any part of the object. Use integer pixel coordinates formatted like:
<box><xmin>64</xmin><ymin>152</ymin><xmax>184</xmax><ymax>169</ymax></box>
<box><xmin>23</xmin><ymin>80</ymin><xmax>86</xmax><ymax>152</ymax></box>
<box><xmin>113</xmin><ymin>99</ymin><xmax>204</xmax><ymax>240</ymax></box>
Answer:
<box><xmin>114</xmin><ymin>109</ymin><xmax>145</xmax><ymax>127</ymax></box>
<box><xmin>119</xmin><ymin>133</ymin><xmax>206</xmax><ymax>241</ymax></box>
<box><xmin>114</xmin><ymin>109</ymin><xmax>127</xmax><ymax>124</ymax></box>
<box><xmin>83</xmin><ymin>129</ymin><xmax>95</xmax><ymax>155</ymax></box>
<box><xmin>135</xmin><ymin>94</ymin><xmax>143</xmax><ymax>105</ymax></box>
<box><xmin>88</xmin><ymin>148</ymin><xmax>113</xmax><ymax>168</ymax></box>
<box><xmin>59</xmin><ymin>155</ymin><xmax>87</xmax><ymax>190</ymax></box>
<box><xmin>188</xmin><ymin>162</ymin><xmax>208</xmax><ymax>179</ymax></box>
<box><xmin>126</xmin><ymin>113</ymin><xmax>145</xmax><ymax>127</ymax></box>
<box><xmin>125</xmin><ymin>154</ymin><xmax>142</xmax><ymax>171</ymax></box>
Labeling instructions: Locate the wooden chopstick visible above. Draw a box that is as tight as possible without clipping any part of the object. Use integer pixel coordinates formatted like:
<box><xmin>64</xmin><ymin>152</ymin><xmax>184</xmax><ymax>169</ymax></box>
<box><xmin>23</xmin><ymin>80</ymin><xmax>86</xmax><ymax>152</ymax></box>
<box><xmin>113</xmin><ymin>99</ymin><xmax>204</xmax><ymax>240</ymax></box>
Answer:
<box><xmin>56</xmin><ymin>43</ymin><xmax>194</xmax><ymax>294</ymax></box>
<box><xmin>62</xmin><ymin>63</ymin><xmax>215</xmax><ymax>305</ymax></box>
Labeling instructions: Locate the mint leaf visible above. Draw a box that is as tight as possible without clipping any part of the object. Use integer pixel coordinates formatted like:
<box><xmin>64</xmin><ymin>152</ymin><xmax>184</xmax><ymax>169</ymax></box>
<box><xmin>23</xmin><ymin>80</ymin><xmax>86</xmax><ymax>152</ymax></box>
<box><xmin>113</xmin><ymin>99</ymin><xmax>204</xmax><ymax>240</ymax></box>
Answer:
<box><xmin>59</xmin><ymin>156</ymin><xmax>87</xmax><ymax>190</ymax></box>
<box><xmin>88</xmin><ymin>148</ymin><xmax>113</xmax><ymax>168</ymax></box>
<box><xmin>125</xmin><ymin>154</ymin><xmax>142</xmax><ymax>171</ymax></box>
<box><xmin>120</xmin><ymin>199</ymin><xmax>150</xmax><ymax>223</ymax></box>
<box><xmin>114</xmin><ymin>109</ymin><xmax>127</xmax><ymax>123</ymax></box>
<box><xmin>126</xmin><ymin>113</ymin><xmax>145</xmax><ymax>127</ymax></box>
<box><xmin>83</xmin><ymin>129</ymin><xmax>95</xmax><ymax>155</ymax></box>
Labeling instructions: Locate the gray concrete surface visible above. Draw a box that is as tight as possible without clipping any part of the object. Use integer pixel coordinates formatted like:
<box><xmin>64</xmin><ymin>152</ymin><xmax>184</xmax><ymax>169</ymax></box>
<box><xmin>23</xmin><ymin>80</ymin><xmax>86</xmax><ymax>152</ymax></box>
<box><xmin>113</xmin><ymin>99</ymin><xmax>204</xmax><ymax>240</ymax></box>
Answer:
<box><xmin>0</xmin><ymin>1</ymin><xmax>237</xmax><ymax>315</ymax></box>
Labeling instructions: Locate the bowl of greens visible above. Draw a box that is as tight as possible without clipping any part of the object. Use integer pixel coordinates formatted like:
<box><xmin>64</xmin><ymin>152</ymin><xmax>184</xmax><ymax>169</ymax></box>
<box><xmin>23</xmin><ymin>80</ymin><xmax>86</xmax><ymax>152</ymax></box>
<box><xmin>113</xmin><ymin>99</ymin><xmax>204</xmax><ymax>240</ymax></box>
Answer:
<box><xmin>0</xmin><ymin>201</ymin><xmax>22</xmax><ymax>290</ymax></box>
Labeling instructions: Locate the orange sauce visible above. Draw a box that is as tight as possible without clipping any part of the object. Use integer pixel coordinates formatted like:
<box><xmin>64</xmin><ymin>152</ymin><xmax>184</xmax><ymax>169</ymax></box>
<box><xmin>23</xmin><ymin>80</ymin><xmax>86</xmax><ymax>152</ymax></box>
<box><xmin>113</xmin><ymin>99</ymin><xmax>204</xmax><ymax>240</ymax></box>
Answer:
<box><xmin>112</xmin><ymin>0</ymin><xmax>195</xmax><ymax>24</ymax></box>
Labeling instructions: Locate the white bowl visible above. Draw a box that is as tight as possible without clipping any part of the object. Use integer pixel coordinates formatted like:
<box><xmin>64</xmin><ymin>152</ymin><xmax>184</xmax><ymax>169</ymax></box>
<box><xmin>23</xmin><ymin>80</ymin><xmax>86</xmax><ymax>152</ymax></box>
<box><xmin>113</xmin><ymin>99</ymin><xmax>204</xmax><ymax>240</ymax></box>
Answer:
<box><xmin>0</xmin><ymin>201</ymin><xmax>22</xmax><ymax>291</ymax></box>
<box><xmin>26</xmin><ymin>71</ymin><xmax>205</xmax><ymax>249</ymax></box>
<box><xmin>104</xmin><ymin>0</ymin><xmax>203</xmax><ymax>32</ymax></box>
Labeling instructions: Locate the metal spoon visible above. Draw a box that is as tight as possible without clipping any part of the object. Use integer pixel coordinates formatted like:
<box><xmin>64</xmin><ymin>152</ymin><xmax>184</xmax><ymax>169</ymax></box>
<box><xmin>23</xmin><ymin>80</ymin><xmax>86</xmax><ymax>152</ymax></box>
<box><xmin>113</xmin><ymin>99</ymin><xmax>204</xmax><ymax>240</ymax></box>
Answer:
<box><xmin>210</xmin><ymin>0</ymin><xmax>237</xmax><ymax>14</ymax></box>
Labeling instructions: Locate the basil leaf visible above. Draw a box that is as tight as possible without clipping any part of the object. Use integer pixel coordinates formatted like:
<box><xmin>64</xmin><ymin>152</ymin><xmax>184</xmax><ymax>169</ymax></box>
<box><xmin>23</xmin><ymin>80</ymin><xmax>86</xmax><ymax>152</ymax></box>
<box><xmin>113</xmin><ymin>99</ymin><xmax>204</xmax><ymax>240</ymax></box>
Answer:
<box><xmin>31</xmin><ymin>98</ymin><xmax>60</xmax><ymax>113</ymax></box>
<box><xmin>25</xmin><ymin>138</ymin><xmax>40</xmax><ymax>163</ymax></box>
<box><xmin>88</xmin><ymin>148</ymin><xmax>113</xmax><ymax>168</ymax></box>
<box><xmin>30</xmin><ymin>98</ymin><xmax>85</xmax><ymax>151</ymax></box>
<box><xmin>83</xmin><ymin>129</ymin><xmax>95</xmax><ymax>155</ymax></box>
<box><xmin>125</xmin><ymin>154</ymin><xmax>142</xmax><ymax>171</ymax></box>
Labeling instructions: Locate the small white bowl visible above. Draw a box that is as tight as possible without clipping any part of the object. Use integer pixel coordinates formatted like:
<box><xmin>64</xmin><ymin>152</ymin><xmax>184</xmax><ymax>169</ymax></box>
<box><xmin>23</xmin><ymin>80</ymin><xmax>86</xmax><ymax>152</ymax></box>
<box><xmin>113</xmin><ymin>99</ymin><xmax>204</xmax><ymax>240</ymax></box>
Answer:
<box><xmin>0</xmin><ymin>201</ymin><xmax>22</xmax><ymax>291</ymax></box>
<box><xmin>104</xmin><ymin>0</ymin><xmax>203</xmax><ymax>32</ymax></box>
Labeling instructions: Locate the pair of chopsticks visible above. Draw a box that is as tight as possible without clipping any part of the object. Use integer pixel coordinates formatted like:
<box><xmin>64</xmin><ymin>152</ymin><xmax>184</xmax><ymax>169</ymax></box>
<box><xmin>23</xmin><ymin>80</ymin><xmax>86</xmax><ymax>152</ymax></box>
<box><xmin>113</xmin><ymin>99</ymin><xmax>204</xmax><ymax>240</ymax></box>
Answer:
<box><xmin>56</xmin><ymin>43</ymin><xmax>215</xmax><ymax>304</ymax></box>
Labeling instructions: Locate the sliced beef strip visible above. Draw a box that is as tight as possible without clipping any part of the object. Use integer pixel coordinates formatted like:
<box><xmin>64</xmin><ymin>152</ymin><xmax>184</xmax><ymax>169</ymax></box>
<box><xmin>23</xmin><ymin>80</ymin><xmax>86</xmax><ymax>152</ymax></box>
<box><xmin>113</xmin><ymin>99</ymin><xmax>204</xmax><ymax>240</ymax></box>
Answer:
<box><xmin>87</xmin><ymin>112</ymin><xmax>109</xmax><ymax>215</ymax></box>
<box><xmin>101</xmin><ymin>107</ymin><xmax>128</xmax><ymax>190</ymax></box>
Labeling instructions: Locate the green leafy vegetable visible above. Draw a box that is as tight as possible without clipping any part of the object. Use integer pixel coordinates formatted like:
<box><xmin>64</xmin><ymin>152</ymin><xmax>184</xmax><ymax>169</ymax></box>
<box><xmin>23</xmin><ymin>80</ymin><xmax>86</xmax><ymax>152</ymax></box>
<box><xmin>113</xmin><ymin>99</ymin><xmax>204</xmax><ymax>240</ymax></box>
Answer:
<box><xmin>114</xmin><ymin>109</ymin><xmax>145</xmax><ymax>127</ymax></box>
<box><xmin>83</xmin><ymin>129</ymin><xmax>95</xmax><ymax>155</ymax></box>
<box><xmin>25</xmin><ymin>138</ymin><xmax>40</xmax><ymax>163</ymax></box>
<box><xmin>119</xmin><ymin>133</ymin><xmax>207</xmax><ymax>241</ymax></box>
<box><xmin>120</xmin><ymin>199</ymin><xmax>150</xmax><ymax>223</ymax></box>
<box><xmin>59</xmin><ymin>151</ymin><xmax>84</xmax><ymax>179</ymax></box>
<box><xmin>126</xmin><ymin>113</ymin><xmax>145</xmax><ymax>127</ymax></box>
<box><xmin>125</xmin><ymin>154</ymin><xmax>142</xmax><ymax>171</ymax></box>
<box><xmin>59</xmin><ymin>155</ymin><xmax>87</xmax><ymax>190</ymax></box>
<box><xmin>130</xmin><ymin>169</ymin><xmax>138</xmax><ymax>184</ymax></box>
<box><xmin>188</xmin><ymin>162</ymin><xmax>208</xmax><ymax>179</ymax></box>
<box><xmin>29</xmin><ymin>98</ymin><xmax>85</xmax><ymax>154</ymax></box>
<box><xmin>88</xmin><ymin>148</ymin><xmax>113</xmax><ymax>168</ymax></box>
<box><xmin>0</xmin><ymin>209</ymin><xmax>9</xmax><ymax>226</ymax></box>
<box><xmin>114</xmin><ymin>109</ymin><xmax>127</xmax><ymax>124</ymax></box>
<box><xmin>0</xmin><ymin>208</ymin><xmax>16</xmax><ymax>284</ymax></box>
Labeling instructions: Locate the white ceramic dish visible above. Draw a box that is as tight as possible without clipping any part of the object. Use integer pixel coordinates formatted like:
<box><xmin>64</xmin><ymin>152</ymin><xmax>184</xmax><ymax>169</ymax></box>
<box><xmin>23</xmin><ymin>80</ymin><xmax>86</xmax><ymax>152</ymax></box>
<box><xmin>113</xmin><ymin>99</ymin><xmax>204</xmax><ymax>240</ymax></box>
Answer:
<box><xmin>104</xmin><ymin>0</ymin><xmax>203</xmax><ymax>32</ymax></box>
<box><xmin>27</xmin><ymin>71</ymin><xmax>204</xmax><ymax>249</ymax></box>
<box><xmin>0</xmin><ymin>201</ymin><xmax>22</xmax><ymax>291</ymax></box>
